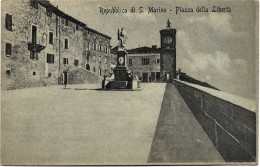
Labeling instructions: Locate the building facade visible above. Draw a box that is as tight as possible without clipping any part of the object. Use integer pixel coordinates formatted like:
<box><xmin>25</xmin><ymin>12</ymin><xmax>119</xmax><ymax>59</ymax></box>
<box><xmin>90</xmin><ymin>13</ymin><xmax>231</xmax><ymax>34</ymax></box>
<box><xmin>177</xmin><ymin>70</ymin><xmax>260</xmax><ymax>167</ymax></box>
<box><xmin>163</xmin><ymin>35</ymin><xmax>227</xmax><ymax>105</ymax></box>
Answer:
<box><xmin>125</xmin><ymin>20</ymin><xmax>177</xmax><ymax>83</ymax></box>
<box><xmin>126</xmin><ymin>46</ymin><xmax>161</xmax><ymax>82</ymax></box>
<box><xmin>1</xmin><ymin>0</ymin><xmax>112</xmax><ymax>89</ymax></box>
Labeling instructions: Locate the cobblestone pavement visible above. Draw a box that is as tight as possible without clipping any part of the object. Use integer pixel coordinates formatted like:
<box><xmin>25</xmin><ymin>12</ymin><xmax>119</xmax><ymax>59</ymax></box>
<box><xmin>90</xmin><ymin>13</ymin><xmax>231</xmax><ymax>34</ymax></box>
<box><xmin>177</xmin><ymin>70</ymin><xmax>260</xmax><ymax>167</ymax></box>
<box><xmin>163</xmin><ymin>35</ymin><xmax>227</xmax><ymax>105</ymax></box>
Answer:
<box><xmin>1</xmin><ymin>83</ymin><xmax>166</xmax><ymax>165</ymax></box>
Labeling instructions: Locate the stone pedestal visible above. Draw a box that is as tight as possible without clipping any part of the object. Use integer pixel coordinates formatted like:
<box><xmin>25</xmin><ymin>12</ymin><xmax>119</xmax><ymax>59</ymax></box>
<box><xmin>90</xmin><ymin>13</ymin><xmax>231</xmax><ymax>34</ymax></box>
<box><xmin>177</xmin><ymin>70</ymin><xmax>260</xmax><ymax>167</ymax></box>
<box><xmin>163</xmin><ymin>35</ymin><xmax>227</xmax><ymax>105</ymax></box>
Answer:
<box><xmin>103</xmin><ymin>49</ymin><xmax>141</xmax><ymax>90</ymax></box>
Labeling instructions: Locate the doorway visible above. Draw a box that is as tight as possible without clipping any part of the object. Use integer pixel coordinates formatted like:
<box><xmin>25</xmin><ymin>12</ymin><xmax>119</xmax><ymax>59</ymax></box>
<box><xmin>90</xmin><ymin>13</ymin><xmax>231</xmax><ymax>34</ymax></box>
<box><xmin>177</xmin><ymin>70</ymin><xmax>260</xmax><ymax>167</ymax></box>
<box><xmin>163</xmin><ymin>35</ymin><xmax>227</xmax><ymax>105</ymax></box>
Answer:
<box><xmin>156</xmin><ymin>72</ymin><xmax>160</xmax><ymax>81</ymax></box>
<box><xmin>143</xmin><ymin>73</ymin><xmax>148</xmax><ymax>82</ymax></box>
<box><xmin>63</xmin><ymin>71</ymin><xmax>68</xmax><ymax>85</ymax></box>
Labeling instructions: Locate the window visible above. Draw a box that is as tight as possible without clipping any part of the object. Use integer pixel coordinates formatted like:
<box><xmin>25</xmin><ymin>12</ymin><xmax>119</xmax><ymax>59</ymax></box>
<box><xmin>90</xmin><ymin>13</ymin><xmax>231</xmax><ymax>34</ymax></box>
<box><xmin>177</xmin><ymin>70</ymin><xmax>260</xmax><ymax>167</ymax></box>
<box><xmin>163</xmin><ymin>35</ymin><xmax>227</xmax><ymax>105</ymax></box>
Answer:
<box><xmin>5</xmin><ymin>14</ymin><xmax>12</xmax><ymax>31</ymax></box>
<box><xmin>105</xmin><ymin>57</ymin><xmax>108</xmax><ymax>64</ymax></box>
<box><xmin>76</xmin><ymin>24</ymin><xmax>79</xmax><ymax>30</ymax></box>
<box><xmin>99</xmin><ymin>68</ymin><xmax>102</xmax><ymax>76</ymax></box>
<box><xmin>156</xmin><ymin>58</ymin><xmax>160</xmax><ymax>63</ymax></box>
<box><xmin>87</xmin><ymin>53</ymin><xmax>90</xmax><ymax>61</ymax></box>
<box><xmin>93</xmin><ymin>55</ymin><xmax>96</xmax><ymax>61</ymax></box>
<box><xmin>64</xmin><ymin>39</ymin><xmax>68</xmax><ymax>49</ymax></box>
<box><xmin>86</xmin><ymin>64</ymin><xmax>90</xmax><ymax>71</ymax></box>
<box><xmin>46</xmin><ymin>8</ymin><xmax>52</xmax><ymax>17</ymax></box>
<box><xmin>6</xmin><ymin>43</ymin><xmax>12</xmax><ymax>57</ymax></box>
<box><xmin>32</xmin><ymin>25</ymin><xmax>37</xmax><ymax>44</ymax></box>
<box><xmin>47</xmin><ymin>54</ymin><xmax>54</xmax><ymax>64</ymax></box>
<box><xmin>105</xmin><ymin>47</ymin><xmax>109</xmax><ymax>53</ymax></box>
<box><xmin>63</xmin><ymin>58</ymin><xmax>68</xmax><ymax>65</ymax></box>
<box><xmin>93</xmin><ymin>67</ymin><xmax>96</xmax><ymax>72</ymax></box>
<box><xmin>98</xmin><ymin>56</ymin><xmax>101</xmax><ymax>63</ymax></box>
<box><xmin>49</xmin><ymin>32</ymin><xmax>53</xmax><ymax>45</ymax></box>
<box><xmin>74</xmin><ymin>59</ymin><xmax>79</xmax><ymax>66</ymax></box>
<box><xmin>142</xmin><ymin>58</ymin><xmax>150</xmax><ymax>65</ymax></box>
<box><xmin>129</xmin><ymin>59</ymin><xmax>132</xmax><ymax>65</ymax></box>
<box><xmin>87</xmin><ymin>42</ymin><xmax>90</xmax><ymax>51</ymax></box>
<box><xmin>33</xmin><ymin>71</ymin><xmax>36</xmax><ymax>75</ymax></box>
<box><xmin>48</xmin><ymin>73</ymin><xmax>52</xmax><ymax>77</ymax></box>
<box><xmin>92</xmin><ymin>43</ymin><xmax>96</xmax><ymax>50</ymax></box>
<box><xmin>31</xmin><ymin>0</ymin><xmax>38</xmax><ymax>9</ymax></box>
<box><xmin>6</xmin><ymin>68</ymin><xmax>11</xmax><ymax>75</ymax></box>
<box><xmin>30</xmin><ymin>51</ymin><xmax>38</xmax><ymax>60</ymax></box>
<box><xmin>65</xmin><ymin>19</ymin><xmax>69</xmax><ymax>26</ymax></box>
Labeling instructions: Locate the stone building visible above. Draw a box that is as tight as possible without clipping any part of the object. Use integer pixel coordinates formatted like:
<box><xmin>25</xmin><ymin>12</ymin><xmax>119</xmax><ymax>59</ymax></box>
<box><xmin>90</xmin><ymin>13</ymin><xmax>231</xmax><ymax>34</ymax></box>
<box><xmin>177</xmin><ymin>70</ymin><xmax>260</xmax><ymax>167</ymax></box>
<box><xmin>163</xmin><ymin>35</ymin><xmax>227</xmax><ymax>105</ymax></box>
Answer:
<box><xmin>1</xmin><ymin>0</ymin><xmax>112</xmax><ymax>89</ymax></box>
<box><xmin>125</xmin><ymin>20</ymin><xmax>176</xmax><ymax>83</ymax></box>
<box><xmin>126</xmin><ymin>46</ymin><xmax>161</xmax><ymax>82</ymax></box>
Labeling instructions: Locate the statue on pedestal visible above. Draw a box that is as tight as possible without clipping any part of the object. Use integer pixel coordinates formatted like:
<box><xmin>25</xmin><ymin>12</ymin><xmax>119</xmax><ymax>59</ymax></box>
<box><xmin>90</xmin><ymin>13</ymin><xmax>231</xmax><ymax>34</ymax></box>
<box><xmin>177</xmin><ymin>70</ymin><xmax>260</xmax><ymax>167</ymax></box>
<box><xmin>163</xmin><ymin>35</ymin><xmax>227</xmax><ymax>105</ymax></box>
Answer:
<box><xmin>102</xmin><ymin>28</ymin><xmax>141</xmax><ymax>90</ymax></box>
<box><xmin>118</xmin><ymin>28</ymin><xmax>128</xmax><ymax>50</ymax></box>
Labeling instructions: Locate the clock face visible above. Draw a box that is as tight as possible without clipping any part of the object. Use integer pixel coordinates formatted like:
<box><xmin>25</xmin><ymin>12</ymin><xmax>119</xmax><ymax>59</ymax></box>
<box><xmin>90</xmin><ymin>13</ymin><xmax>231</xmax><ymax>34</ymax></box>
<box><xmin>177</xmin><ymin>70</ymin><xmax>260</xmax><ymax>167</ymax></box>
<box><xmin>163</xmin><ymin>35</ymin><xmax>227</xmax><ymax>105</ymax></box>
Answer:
<box><xmin>118</xmin><ymin>56</ymin><xmax>124</xmax><ymax>65</ymax></box>
<box><xmin>164</xmin><ymin>36</ymin><xmax>172</xmax><ymax>44</ymax></box>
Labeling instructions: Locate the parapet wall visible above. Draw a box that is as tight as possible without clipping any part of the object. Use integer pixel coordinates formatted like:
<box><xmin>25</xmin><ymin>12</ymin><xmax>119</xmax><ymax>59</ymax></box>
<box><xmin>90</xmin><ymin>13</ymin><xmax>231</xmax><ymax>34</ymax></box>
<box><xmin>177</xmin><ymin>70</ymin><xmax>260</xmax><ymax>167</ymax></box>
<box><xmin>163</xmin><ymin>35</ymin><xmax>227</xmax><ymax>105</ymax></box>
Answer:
<box><xmin>172</xmin><ymin>79</ymin><xmax>256</xmax><ymax>162</ymax></box>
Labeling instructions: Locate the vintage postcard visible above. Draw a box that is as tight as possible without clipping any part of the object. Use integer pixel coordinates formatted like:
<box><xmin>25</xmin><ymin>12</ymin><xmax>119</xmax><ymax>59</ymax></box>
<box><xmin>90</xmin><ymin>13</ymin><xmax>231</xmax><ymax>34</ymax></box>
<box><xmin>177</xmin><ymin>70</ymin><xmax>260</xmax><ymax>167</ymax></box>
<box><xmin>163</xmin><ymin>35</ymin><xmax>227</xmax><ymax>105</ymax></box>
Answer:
<box><xmin>1</xmin><ymin>0</ymin><xmax>258</xmax><ymax>165</ymax></box>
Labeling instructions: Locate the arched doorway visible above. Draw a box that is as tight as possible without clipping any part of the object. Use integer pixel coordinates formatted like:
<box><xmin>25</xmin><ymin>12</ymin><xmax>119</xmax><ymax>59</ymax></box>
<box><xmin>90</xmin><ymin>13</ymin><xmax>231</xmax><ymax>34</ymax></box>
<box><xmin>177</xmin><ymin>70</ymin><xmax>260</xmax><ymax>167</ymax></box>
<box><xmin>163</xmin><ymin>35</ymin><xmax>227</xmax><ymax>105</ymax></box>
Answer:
<box><xmin>86</xmin><ymin>64</ymin><xmax>90</xmax><ymax>71</ymax></box>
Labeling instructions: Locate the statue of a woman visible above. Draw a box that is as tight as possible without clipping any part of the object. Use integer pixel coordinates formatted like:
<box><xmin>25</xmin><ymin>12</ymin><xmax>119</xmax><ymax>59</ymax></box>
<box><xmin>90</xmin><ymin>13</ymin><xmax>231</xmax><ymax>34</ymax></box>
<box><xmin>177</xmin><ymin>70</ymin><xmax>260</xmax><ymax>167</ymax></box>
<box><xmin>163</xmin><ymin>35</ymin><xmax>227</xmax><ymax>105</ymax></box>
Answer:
<box><xmin>118</xmin><ymin>28</ymin><xmax>128</xmax><ymax>50</ymax></box>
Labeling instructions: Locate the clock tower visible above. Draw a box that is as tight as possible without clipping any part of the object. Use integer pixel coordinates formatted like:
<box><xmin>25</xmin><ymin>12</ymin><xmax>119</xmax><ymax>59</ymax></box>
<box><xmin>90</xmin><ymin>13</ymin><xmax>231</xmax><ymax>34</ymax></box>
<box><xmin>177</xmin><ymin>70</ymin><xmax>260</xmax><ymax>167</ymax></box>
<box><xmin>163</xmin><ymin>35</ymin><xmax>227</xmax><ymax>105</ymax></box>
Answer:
<box><xmin>160</xmin><ymin>19</ymin><xmax>176</xmax><ymax>81</ymax></box>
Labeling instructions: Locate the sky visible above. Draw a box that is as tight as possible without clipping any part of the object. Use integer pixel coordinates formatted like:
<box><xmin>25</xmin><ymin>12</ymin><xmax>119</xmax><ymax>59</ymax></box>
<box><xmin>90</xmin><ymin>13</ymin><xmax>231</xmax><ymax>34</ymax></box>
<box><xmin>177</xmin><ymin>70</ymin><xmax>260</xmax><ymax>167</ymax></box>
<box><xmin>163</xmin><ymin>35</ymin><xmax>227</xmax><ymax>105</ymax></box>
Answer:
<box><xmin>50</xmin><ymin>0</ymin><xmax>258</xmax><ymax>99</ymax></box>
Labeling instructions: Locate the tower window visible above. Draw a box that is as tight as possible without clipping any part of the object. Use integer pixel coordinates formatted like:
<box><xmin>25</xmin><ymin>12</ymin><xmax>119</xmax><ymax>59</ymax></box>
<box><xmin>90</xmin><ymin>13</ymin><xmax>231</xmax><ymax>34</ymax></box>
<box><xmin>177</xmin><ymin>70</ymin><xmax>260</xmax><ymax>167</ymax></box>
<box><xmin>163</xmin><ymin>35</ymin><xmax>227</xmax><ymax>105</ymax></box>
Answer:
<box><xmin>6</xmin><ymin>43</ymin><xmax>12</xmax><ymax>57</ymax></box>
<box><xmin>33</xmin><ymin>71</ymin><xmax>36</xmax><ymax>75</ymax></box>
<box><xmin>5</xmin><ymin>14</ymin><xmax>12</xmax><ymax>31</ymax></box>
<box><xmin>156</xmin><ymin>59</ymin><xmax>160</xmax><ymax>63</ymax></box>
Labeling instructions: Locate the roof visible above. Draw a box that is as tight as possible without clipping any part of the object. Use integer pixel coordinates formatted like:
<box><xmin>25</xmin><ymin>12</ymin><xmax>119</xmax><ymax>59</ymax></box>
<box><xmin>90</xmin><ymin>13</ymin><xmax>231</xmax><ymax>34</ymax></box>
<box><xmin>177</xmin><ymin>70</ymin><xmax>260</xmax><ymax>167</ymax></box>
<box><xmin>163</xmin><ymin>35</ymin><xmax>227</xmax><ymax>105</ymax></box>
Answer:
<box><xmin>84</xmin><ymin>27</ymin><xmax>111</xmax><ymax>40</ymax></box>
<box><xmin>128</xmin><ymin>46</ymin><xmax>161</xmax><ymax>54</ymax></box>
<box><xmin>36</xmin><ymin>0</ymin><xmax>111</xmax><ymax>39</ymax></box>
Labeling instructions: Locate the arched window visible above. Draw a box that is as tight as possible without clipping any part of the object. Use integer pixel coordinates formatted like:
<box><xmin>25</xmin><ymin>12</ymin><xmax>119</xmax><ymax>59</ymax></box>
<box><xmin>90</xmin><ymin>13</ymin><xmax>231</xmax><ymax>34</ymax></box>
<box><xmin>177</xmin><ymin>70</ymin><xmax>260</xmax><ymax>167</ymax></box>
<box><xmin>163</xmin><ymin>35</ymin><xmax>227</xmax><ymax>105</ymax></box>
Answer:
<box><xmin>86</xmin><ymin>64</ymin><xmax>90</xmax><ymax>71</ymax></box>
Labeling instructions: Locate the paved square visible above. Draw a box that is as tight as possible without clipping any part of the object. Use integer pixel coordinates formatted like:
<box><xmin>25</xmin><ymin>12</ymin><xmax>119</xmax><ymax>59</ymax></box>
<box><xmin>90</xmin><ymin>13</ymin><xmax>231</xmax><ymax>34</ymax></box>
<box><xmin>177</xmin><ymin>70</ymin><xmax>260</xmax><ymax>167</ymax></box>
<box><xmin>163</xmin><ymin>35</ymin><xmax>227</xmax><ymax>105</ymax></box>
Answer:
<box><xmin>1</xmin><ymin>83</ymin><xmax>166</xmax><ymax>165</ymax></box>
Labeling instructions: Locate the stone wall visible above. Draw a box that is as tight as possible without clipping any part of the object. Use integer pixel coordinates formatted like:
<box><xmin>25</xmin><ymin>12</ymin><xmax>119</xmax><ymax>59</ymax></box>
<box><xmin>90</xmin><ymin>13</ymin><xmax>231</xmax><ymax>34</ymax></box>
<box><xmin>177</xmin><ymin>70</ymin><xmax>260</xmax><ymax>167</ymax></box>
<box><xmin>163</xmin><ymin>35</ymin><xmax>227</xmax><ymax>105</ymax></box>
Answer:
<box><xmin>1</xmin><ymin>0</ymin><xmax>59</xmax><ymax>89</ymax></box>
<box><xmin>172</xmin><ymin>79</ymin><xmax>256</xmax><ymax>162</ymax></box>
<box><xmin>67</xmin><ymin>68</ymin><xmax>103</xmax><ymax>85</ymax></box>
